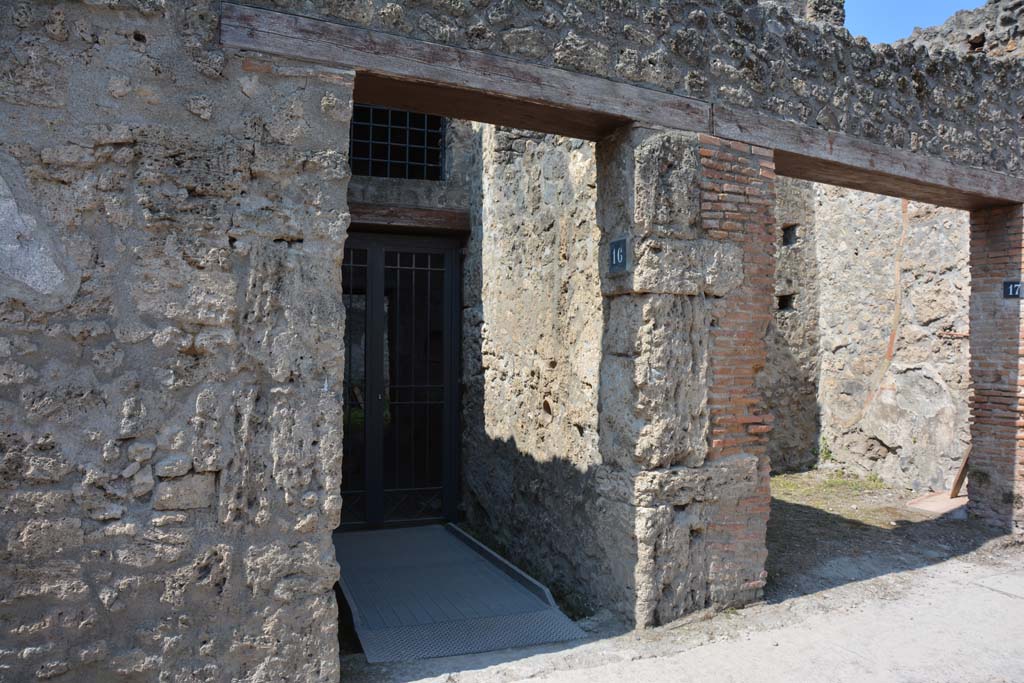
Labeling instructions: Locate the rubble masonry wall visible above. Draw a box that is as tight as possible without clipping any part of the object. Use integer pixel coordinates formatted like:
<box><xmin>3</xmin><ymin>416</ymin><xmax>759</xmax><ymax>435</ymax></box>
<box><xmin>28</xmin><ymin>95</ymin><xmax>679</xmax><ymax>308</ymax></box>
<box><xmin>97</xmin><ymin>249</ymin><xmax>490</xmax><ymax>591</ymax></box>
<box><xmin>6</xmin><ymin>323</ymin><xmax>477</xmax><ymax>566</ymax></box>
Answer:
<box><xmin>762</xmin><ymin>177</ymin><xmax>820</xmax><ymax>473</ymax></box>
<box><xmin>460</xmin><ymin>126</ymin><xmax>628</xmax><ymax>619</ymax></box>
<box><xmin>762</xmin><ymin>181</ymin><xmax>971</xmax><ymax>491</ymax></box>
<box><xmin>0</xmin><ymin>4</ymin><xmax>353</xmax><ymax>681</ymax></box>
<box><xmin>815</xmin><ymin>188</ymin><xmax>971</xmax><ymax>491</ymax></box>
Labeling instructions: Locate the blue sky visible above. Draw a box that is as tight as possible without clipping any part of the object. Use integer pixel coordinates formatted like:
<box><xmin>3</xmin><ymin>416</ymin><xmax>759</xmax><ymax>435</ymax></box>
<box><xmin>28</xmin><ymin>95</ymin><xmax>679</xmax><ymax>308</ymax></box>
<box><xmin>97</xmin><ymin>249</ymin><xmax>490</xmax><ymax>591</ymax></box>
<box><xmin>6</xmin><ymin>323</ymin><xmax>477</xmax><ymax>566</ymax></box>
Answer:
<box><xmin>845</xmin><ymin>0</ymin><xmax>985</xmax><ymax>44</ymax></box>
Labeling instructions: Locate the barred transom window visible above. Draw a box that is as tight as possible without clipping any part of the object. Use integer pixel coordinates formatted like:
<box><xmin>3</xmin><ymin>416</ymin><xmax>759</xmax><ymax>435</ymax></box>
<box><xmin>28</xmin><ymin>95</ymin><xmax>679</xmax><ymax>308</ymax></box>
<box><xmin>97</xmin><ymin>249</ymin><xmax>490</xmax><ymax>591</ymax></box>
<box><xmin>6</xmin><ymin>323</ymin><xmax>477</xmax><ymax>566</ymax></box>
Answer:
<box><xmin>350</xmin><ymin>105</ymin><xmax>446</xmax><ymax>180</ymax></box>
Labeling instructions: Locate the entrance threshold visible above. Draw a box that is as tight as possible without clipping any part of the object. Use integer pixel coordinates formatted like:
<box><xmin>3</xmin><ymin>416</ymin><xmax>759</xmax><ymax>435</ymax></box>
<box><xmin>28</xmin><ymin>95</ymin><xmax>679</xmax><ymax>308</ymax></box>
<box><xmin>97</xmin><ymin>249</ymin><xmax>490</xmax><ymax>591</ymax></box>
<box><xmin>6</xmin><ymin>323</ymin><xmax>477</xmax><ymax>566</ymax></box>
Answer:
<box><xmin>335</xmin><ymin>524</ymin><xmax>586</xmax><ymax>663</ymax></box>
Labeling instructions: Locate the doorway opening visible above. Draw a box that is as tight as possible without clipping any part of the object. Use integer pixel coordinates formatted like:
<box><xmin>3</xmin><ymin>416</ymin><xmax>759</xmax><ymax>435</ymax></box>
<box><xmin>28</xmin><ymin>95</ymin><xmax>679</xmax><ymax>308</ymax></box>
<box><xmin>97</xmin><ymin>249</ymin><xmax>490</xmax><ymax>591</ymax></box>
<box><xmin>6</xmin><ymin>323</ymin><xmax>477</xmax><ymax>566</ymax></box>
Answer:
<box><xmin>335</xmin><ymin>103</ymin><xmax>593</xmax><ymax>663</ymax></box>
<box><xmin>339</xmin><ymin>233</ymin><xmax>462</xmax><ymax>529</ymax></box>
<box><xmin>763</xmin><ymin>182</ymin><xmax>999</xmax><ymax>603</ymax></box>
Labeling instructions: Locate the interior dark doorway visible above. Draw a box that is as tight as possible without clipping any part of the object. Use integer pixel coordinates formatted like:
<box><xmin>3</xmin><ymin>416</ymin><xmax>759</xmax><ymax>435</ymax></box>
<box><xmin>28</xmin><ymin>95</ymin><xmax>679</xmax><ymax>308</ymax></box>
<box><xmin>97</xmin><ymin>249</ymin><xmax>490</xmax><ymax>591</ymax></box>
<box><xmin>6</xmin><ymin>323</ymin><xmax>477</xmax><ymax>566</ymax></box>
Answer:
<box><xmin>340</xmin><ymin>232</ymin><xmax>462</xmax><ymax>529</ymax></box>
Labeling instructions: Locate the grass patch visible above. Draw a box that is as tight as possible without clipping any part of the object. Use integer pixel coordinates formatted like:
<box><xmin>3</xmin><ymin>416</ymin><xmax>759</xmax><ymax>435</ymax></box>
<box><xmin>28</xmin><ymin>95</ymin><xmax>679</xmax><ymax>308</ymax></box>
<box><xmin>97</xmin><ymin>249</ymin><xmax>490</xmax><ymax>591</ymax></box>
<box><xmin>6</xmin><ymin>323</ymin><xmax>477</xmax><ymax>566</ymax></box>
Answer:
<box><xmin>817</xmin><ymin>436</ymin><xmax>834</xmax><ymax>463</ymax></box>
<box><xmin>772</xmin><ymin>470</ymin><xmax>888</xmax><ymax>500</ymax></box>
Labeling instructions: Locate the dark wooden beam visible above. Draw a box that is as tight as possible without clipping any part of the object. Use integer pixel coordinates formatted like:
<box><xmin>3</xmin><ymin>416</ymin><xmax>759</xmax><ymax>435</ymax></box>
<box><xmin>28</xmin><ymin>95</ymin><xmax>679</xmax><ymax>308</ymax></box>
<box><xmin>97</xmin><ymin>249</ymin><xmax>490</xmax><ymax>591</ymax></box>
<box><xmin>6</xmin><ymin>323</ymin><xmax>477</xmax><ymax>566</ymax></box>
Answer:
<box><xmin>220</xmin><ymin>3</ymin><xmax>1024</xmax><ymax>210</ymax></box>
<box><xmin>220</xmin><ymin>2</ymin><xmax>710</xmax><ymax>142</ymax></box>
<box><xmin>716</xmin><ymin>106</ymin><xmax>1024</xmax><ymax>211</ymax></box>
<box><xmin>349</xmin><ymin>202</ymin><xmax>471</xmax><ymax>233</ymax></box>
<box><xmin>353</xmin><ymin>73</ymin><xmax>627</xmax><ymax>141</ymax></box>
<box><xmin>773</xmin><ymin>151</ymin><xmax>997</xmax><ymax>211</ymax></box>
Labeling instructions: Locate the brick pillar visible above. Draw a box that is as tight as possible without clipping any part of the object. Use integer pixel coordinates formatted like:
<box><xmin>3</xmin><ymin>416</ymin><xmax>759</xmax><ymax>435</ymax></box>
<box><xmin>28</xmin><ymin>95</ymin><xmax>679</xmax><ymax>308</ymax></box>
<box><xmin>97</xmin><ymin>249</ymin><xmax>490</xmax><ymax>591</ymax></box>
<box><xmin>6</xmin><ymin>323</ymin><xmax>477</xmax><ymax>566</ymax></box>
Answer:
<box><xmin>968</xmin><ymin>204</ymin><xmax>1024</xmax><ymax>532</ymax></box>
<box><xmin>595</xmin><ymin>128</ymin><xmax>774</xmax><ymax>627</ymax></box>
<box><xmin>698</xmin><ymin>135</ymin><xmax>776</xmax><ymax>599</ymax></box>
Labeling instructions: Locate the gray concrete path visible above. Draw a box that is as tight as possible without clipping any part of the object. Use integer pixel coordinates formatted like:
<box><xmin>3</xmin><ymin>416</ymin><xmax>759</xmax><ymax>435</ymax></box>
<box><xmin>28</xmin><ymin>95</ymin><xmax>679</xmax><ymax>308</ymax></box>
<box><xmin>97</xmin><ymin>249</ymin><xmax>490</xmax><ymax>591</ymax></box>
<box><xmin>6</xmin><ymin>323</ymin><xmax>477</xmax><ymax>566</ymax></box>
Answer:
<box><xmin>343</xmin><ymin>541</ymin><xmax>1024</xmax><ymax>682</ymax></box>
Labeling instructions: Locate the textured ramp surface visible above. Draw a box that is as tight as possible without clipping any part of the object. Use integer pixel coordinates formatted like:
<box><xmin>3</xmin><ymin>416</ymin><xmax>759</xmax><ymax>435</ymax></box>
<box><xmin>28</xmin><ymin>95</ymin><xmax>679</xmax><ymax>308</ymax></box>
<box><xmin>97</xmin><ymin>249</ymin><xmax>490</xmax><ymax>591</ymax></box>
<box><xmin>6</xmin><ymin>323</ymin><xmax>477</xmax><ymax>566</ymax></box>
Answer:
<box><xmin>335</xmin><ymin>525</ymin><xmax>585</xmax><ymax>662</ymax></box>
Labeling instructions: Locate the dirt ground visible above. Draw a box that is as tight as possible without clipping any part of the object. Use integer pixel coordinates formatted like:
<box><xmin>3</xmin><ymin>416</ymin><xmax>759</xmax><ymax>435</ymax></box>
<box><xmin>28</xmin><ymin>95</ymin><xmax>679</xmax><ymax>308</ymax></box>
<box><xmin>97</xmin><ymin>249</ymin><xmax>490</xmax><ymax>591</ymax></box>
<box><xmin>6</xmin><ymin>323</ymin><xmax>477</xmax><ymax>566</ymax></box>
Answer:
<box><xmin>341</xmin><ymin>470</ymin><xmax>1024</xmax><ymax>682</ymax></box>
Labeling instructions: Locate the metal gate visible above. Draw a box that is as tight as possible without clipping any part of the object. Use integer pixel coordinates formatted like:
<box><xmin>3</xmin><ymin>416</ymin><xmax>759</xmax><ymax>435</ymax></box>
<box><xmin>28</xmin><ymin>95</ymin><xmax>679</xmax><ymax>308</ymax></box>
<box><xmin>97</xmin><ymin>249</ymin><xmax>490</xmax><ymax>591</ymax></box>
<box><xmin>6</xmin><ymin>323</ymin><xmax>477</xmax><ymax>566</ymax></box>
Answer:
<box><xmin>340</xmin><ymin>233</ymin><xmax>461</xmax><ymax>529</ymax></box>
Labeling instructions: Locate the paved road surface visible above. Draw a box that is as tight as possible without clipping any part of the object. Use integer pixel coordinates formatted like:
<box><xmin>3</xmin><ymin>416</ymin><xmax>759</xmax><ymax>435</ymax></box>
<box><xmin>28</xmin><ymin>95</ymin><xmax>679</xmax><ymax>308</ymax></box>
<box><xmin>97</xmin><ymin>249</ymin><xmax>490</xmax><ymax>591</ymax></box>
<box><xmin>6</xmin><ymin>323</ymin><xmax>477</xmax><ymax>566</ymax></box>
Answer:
<box><xmin>344</xmin><ymin>541</ymin><xmax>1024</xmax><ymax>683</ymax></box>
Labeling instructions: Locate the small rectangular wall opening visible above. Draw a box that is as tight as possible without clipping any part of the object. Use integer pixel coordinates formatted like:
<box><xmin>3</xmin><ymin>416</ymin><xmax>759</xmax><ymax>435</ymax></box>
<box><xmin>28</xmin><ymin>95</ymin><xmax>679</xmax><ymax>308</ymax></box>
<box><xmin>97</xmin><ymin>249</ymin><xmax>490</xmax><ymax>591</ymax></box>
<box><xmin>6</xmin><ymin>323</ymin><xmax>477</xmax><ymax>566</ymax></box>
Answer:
<box><xmin>782</xmin><ymin>223</ymin><xmax>799</xmax><ymax>246</ymax></box>
<box><xmin>777</xmin><ymin>293</ymin><xmax>795</xmax><ymax>311</ymax></box>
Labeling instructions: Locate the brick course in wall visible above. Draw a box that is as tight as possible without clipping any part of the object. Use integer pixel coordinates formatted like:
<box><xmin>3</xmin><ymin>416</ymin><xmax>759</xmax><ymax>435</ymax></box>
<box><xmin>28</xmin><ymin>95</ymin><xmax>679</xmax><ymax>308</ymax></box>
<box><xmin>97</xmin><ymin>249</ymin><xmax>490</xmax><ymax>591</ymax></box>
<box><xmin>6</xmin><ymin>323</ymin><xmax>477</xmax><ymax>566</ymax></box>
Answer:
<box><xmin>968</xmin><ymin>203</ymin><xmax>1024</xmax><ymax>531</ymax></box>
<box><xmin>699</xmin><ymin>135</ymin><xmax>775</xmax><ymax>602</ymax></box>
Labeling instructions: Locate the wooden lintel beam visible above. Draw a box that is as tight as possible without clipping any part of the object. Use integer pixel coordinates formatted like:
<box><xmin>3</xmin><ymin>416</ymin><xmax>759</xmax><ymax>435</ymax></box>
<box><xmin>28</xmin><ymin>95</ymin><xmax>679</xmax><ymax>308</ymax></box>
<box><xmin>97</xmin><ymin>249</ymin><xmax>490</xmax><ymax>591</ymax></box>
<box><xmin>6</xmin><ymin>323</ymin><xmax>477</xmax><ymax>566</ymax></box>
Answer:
<box><xmin>349</xmin><ymin>202</ymin><xmax>471</xmax><ymax>233</ymax></box>
<box><xmin>219</xmin><ymin>2</ymin><xmax>710</xmax><ymax>142</ymax></box>
<box><xmin>220</xmin><ymin>2</ymin><xmax>1024</xmax><ymax>210</ymax></box>
<box><xmin>774</xmin><ymin>151</ymin><xmax>998</xmax><ymax>211</ymax></box>
<box><xmin>353</xmin><ymin>74</ymin><xmax>627</xmax><ymax>141</ymax></box>
<box><xmin>716</xmin><ymin>106</ymin><xmax>1024</xmax><ymax>210</ymax></box>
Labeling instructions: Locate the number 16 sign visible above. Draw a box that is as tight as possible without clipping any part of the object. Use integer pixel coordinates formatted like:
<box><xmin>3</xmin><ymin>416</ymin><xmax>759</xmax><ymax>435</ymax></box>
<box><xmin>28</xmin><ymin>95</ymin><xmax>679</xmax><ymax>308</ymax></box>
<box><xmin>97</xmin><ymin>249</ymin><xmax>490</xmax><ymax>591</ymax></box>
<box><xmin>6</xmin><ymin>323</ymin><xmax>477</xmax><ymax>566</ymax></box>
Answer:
<box><xmin>609</xmin><ymin>238</ymin><xmax>628</xmax><ymax>275</ymax></box>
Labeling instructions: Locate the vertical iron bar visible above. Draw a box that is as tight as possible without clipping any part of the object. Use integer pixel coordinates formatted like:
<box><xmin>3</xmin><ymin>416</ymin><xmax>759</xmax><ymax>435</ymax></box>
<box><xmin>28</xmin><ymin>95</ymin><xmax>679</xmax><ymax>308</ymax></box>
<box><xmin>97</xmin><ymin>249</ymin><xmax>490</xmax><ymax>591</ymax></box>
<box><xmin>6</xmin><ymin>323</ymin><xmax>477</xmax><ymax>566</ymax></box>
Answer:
<box><xmin>442</xmin><ymin>245</ymin><xmax>460</xmax><ymax>522</ymax></box>
<box><xmin>424</xmin><ymin>260</ymin><xmax>432</xmax><ymax>492</ymax></box>
<box><xmin>366</xmin><ymin>245</ymin><xmax>385</xmax><ymax>526</ymax></box>
<box><xmin>409</xmin><ymin>258</ymin><xmax>417</xmax><ymax>494</ymax></box>
<box><xmin>387</xmin><ymin>107</ymin><xmax>393</xmax><ymax>178</ymax></box>
<box><xmin>392</xmin><ymin>255</ymin><xmax>401</xmax><ymax>513</ymax></box>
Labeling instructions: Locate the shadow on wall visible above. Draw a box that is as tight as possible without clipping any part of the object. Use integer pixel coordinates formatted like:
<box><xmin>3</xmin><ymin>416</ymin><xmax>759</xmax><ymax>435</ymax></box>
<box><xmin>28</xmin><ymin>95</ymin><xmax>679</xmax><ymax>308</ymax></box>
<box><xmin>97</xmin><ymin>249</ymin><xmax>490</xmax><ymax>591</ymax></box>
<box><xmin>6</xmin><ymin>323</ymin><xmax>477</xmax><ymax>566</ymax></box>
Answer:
<box><xmin>458</xmin><ymin>430</ymin><xmax>638</xmax><ymax>623</ymax></box>
<box><xmin>456</xmin><ymin>124</ymin><xmax>645</xmax><ymax>625</ymax></box>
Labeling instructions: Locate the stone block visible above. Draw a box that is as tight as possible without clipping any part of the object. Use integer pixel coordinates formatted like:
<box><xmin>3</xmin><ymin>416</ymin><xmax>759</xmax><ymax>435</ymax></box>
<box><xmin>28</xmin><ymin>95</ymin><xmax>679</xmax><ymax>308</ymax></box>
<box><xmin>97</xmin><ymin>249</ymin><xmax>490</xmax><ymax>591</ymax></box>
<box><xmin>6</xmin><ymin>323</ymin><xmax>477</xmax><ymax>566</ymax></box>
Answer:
<box><xmin>130</xmin><ymin>466</ymin><xmax>155</xmax><ymax>498</ymax></box>
<box><xmin>154</xmin><ymin>454</ymin><xmax>191</xmax><ymax>478</ymax></box>
<box><xmin>127</xmin><ymin>442</ymin><xmax>155</xmax><ymax>463</ymax></box>
<box><xmin>633</xmin><ymin>132</ymin><xmax>700</xmax><ymax>239</ymax></box>
<box><xmin>0</xmin><ymin>158</ymin><xmax>80</xmax><ymax>311</ymax></box>
<box><xmin>631</xmin><ymin>238</ymin><xmax>744</xmax><ymax>296</ymax></box>
<box><xmin>152</xmin><ymin>474</ymin><xmax>215</xmax><ymax>511</ymax></box>
<box><xmin>6</xmin><ymin>518</ymin><xmax>83</xmax><ymax>560</ymax></box>
<box><xmin>599</xmin><ymin>294</ymin><xmax>710</xmax><ymax>469</ymax></box>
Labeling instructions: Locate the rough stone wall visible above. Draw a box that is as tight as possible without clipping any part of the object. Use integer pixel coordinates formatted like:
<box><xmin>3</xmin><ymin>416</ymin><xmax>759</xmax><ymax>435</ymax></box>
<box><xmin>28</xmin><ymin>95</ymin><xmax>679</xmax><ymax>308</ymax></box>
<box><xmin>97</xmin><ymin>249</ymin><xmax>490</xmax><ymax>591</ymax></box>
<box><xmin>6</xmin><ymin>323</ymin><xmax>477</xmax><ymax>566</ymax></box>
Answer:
<box><xmin>263</xmin><ymin>0</ymin><xmax>1024</xmax><ymax>176</ymax></box>
<box><xmin>347</xmin><ymin>119</ymin><xmax>476</xmax><ymax>211</ymax></box>
<box><xmin>805</xmin><ymin>0</ymin><xmax>846</xmax><ymax>27</ymax></box>
<box><xmin>806</xmin><ymin>0</ymin><xmax>1024</xmax><ymax>491</ymax></box>
<box><xmin>761</xmin><ymin>178</ymin><xmax>820</xmax><ymax>472</ymax></box>
<box><xmin>769</xmin><ymin>0</ymin><xmax>846</xmax><ymax>27</ymax></box>
<box><xmin>816</xmin><ymin>188</ymin><xmax>971</xmax><ymax>491</ymax></box>
<box><xmin>0</xmin><ymin>3</ymin><xmax>352</xmax><ymax>681</ymax></box>
<box><xmin>766</xmin><ymin>0</ymin><xmax>810</xmax><ymax>20</ymax></box>
<box><xmin>461</xmin><ymin>126</ymin><xmax>622</xmax><ymax>617</ymax></box>
<box><xmin>900</xmin><ymin>0</ymin><xmax>1023</xmax><ymax>60</ymax></box>
<box><xmin>761</xmin><ymin>3</ymin><xmax>1015</xmax><ymax>489</ymax></box>
<box><xmin>763</xmin><ymin>180</ymin><xmax>973</xmax><ymax>490</ymax></box>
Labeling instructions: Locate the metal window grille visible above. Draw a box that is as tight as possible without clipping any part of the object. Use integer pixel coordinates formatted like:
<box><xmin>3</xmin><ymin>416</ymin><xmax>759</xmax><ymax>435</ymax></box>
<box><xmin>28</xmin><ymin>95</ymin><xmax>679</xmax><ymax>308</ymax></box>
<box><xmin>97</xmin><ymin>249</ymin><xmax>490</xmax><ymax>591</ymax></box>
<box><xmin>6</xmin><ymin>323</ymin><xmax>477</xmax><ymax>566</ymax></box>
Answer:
<box><xmin>350</xmin><ymin>105</ymin><xmax>446</xmax><ymax>180</ymax></box>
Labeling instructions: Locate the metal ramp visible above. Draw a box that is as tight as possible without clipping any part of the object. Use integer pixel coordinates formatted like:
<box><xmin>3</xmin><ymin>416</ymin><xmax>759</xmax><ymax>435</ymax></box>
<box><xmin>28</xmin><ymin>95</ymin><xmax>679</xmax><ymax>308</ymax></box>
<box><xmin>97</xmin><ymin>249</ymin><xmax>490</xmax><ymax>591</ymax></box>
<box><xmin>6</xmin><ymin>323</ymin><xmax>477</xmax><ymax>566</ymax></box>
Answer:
<box><xmin>334</xmin><ymin>524</ymin><xmax>586</xmax><ymax>663</ymax></box>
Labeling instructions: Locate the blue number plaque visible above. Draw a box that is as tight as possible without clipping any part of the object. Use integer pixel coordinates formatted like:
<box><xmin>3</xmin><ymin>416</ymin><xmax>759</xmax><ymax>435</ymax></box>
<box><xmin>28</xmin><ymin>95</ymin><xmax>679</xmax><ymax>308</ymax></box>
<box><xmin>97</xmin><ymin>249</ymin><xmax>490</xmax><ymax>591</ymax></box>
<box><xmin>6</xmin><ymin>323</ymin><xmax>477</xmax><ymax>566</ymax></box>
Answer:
<box><xmin>609</xmin><ymin>238</ymin><xmax>628</xmax><ymax>274</ymax></box>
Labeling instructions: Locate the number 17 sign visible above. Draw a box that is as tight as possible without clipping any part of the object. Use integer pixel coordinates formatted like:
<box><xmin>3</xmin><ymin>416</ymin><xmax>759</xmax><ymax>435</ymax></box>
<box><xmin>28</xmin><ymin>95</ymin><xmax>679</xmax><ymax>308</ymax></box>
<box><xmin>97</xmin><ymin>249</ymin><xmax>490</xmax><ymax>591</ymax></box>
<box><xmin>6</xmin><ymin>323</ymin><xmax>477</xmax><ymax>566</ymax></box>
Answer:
<box><xmin>1004</xmin><ymin>282</ymin><xmax>1022</xmax><ymax>298</ymax></box>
